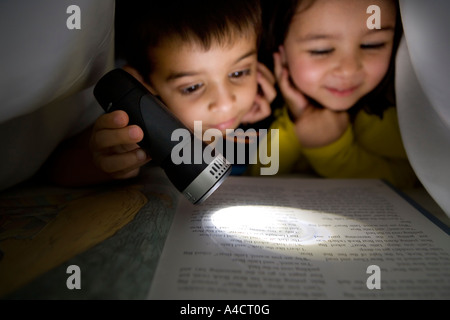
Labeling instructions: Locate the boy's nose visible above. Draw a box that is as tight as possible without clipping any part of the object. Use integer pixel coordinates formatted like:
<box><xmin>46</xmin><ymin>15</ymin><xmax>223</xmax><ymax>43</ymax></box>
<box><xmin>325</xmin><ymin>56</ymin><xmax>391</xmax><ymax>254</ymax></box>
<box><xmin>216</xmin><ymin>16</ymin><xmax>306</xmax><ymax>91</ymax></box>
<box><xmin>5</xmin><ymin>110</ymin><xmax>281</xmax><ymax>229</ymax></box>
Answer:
<box><xmin>208</xmin><ymin>83</ymin><xmax>236</xmax><ymax>112</ymax></box>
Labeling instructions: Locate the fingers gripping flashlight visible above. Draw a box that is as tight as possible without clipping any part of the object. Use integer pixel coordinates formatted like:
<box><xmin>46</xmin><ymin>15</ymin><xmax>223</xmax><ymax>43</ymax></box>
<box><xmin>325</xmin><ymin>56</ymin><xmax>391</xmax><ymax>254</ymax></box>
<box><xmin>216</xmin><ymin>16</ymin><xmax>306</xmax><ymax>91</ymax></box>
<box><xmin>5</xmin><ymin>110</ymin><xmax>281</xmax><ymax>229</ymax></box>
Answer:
<box><xmin>93</xmin><ymin>68</ymin><xmax>231</xmax><ymax>204</ymax></box>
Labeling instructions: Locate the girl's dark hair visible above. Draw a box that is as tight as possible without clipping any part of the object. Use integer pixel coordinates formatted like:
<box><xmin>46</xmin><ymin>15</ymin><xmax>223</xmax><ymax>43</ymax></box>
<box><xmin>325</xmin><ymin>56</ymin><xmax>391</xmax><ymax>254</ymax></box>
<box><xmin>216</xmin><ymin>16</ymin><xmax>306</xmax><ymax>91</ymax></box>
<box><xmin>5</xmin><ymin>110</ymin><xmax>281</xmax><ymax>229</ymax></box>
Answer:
<box><xmin>261</xmin><ymin>0</ymin><xmax>403</xmax><ymax>119</ymax></box>
<box><xmin>355</xmin><ymin>0</ymin><xmax>403</xmax><ymax>119</ymax></box>
<box><xmin>115</xmin><ymin>0</ymin><xmax>262</xmax><ymax>83</ymax></box>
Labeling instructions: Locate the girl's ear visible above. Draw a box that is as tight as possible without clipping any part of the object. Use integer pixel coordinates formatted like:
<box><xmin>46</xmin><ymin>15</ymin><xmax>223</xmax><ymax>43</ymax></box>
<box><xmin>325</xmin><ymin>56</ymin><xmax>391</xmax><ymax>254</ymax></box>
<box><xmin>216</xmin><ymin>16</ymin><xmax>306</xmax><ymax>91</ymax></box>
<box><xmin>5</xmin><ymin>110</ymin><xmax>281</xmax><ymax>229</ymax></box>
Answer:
<box><xmin>122</xmin><ymin>65</ymin><xmax>158</xmax><ymax>95</ymax></box>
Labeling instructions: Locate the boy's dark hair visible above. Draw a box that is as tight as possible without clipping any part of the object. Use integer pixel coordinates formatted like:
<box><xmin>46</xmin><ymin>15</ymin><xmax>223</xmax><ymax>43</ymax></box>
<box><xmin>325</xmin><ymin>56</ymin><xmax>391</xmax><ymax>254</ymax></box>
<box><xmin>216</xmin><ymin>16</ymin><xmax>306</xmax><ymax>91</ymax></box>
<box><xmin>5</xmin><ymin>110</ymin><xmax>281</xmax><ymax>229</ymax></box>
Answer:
<box><xmin>261</xmin><ymin>0</ymin><xmax>403</xmax><ymax>119</ymax></box>
<box><xmin>116</xmin><ymin>0</ymin><xmax>262</xmax><ymax>83</ymax></box>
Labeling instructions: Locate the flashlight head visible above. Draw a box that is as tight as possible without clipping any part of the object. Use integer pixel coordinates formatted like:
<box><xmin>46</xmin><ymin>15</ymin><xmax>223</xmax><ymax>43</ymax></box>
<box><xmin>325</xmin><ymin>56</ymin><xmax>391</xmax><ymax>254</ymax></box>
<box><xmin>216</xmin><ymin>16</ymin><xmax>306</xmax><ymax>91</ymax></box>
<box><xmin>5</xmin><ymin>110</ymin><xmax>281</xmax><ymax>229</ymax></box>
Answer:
<box><xmin>164</xmin><ymin>153</ymin><xmax>231</xmax><ymax>204</ymax></box>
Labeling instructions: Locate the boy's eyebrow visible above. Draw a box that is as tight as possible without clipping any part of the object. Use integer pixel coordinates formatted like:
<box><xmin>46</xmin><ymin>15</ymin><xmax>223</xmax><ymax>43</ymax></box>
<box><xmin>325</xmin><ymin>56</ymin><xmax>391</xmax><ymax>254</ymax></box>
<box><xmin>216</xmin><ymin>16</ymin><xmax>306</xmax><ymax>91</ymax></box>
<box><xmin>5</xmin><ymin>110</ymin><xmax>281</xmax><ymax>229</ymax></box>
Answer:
<box><xmin>235</xmin><ymin>49</ymin><xmax>257</xmax><ymax>63</ymax></box>
<box><xmin>166</xmin><ymin>71</ymin><xmax>198</xmax><ymax>82</ymax></box>
<box><xmin>165</xmin><ymin>49</ymin><xmax>257</xmax><ymax>82</ymax></box>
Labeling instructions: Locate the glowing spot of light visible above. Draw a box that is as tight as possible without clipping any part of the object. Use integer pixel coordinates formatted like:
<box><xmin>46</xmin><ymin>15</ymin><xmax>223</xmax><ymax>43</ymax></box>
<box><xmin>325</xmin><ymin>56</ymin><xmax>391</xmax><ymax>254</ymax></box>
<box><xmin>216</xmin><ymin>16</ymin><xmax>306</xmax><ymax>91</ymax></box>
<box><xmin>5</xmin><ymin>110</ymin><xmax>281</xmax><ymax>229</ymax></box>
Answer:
<box><xmin>209</xmin><ymin>205</ymin><xmax>332</xmax><ymax>247</ymax></box>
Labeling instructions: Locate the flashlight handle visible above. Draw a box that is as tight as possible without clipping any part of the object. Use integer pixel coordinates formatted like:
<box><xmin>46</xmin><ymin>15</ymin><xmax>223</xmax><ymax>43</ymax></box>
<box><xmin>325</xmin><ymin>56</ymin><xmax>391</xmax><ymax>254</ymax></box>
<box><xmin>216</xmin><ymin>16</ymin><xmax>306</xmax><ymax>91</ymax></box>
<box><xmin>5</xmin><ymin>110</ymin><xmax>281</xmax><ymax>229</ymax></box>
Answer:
<box><xmin>94</xmin><ymin>69</ymin><xmax>232</xmax><ymax>204</ymax></box>
<box><xmin>94</xmin><ymin>69</ymin><xmax>193</xmax><ymax>165</ymax></box>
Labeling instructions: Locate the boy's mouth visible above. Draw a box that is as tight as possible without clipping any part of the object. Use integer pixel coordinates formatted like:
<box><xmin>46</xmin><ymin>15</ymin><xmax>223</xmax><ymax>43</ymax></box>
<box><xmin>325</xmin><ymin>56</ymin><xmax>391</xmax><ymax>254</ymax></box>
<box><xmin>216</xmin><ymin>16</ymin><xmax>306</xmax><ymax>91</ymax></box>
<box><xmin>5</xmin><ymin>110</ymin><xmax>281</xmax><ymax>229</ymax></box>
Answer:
<box><xmin>211</xmin><ymin>117</ymin><xmax>238</xmax><ymax>131</ymax></box>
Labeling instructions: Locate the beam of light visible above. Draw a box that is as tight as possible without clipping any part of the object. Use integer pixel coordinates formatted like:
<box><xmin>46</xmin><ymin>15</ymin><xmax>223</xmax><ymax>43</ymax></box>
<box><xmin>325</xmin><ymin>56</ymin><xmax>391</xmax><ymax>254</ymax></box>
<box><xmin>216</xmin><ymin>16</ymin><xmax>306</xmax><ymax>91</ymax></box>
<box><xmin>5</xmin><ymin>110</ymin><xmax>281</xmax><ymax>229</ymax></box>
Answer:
<box><xmin>209</xmin><ymin>205</ymin><xmax>332</xmax><ymax>248</ymax></box>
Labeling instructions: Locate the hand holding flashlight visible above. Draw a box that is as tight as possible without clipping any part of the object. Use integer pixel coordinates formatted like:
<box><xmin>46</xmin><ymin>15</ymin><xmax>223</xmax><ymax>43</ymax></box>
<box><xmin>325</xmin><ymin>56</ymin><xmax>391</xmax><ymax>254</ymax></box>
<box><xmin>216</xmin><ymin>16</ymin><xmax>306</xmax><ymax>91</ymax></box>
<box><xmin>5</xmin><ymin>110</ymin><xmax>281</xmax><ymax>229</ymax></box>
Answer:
<box><xmin>93</xmin><ymin>68</ymin><xmax>231</xmax><ymax>204</ymax></box>
<box><xmin>90</xmin><ymin>110</ymin><xmax>151</xmax><ymax>180</ymax></box>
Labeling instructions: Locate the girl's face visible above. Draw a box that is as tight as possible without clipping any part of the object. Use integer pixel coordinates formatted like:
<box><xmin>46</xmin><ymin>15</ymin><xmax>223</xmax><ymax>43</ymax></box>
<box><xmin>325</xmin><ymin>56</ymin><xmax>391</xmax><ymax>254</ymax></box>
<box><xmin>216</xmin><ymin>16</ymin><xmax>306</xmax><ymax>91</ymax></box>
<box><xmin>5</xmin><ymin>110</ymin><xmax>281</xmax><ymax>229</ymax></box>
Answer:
<box><xmin>282</xmin><ymin>0</ymin><xmax>397</xmax><ymax>111</ymax></box>
<box><xmin>144</xmin><ymin>33</ymin><xmax>258</xmax><ymax>136</ymax></box>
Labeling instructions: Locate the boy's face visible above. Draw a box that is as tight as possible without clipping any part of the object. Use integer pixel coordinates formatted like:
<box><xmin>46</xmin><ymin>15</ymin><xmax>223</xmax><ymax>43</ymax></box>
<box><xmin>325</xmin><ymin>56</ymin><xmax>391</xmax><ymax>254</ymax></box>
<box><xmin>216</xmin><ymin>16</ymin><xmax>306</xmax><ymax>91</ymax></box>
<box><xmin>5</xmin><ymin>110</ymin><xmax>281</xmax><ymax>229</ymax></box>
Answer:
<box><xmin>143</xmin><ymin>33</ymin><xmax>259</xmax><ymax>135</ymax></box>
<box><xmin>282</xmin><ymin>0</ymin><xmax>396</xmax><ymax>111</ymax></box>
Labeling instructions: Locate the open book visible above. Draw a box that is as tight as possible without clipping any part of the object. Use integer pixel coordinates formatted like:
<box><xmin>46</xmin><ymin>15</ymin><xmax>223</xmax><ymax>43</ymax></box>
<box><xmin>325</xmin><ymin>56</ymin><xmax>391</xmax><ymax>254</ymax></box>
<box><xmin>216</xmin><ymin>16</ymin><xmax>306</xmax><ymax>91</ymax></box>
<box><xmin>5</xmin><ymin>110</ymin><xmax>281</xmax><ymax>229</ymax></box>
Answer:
<box><xmin>147</xmin><ymin>176</ymin><xmax>450</xmax><ymax>300</ymax></box>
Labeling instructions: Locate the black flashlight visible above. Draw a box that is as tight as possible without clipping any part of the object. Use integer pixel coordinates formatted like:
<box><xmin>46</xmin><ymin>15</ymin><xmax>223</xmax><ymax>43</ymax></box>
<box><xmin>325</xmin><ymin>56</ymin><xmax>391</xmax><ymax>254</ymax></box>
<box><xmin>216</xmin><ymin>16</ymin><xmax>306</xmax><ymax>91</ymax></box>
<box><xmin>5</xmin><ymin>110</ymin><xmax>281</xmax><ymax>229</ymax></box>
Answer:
<box><xmin>93</xmin><ymin>68</ymin><xmax>231</xmax><ymax>204</ymax></box>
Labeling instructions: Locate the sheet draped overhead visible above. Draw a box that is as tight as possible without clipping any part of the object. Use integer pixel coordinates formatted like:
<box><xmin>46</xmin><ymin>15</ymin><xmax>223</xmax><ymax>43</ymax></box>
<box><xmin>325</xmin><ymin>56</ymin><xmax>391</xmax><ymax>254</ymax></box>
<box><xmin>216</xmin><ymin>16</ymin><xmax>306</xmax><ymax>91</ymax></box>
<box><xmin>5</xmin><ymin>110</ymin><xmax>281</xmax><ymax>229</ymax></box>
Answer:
<box><xmin>396</xmin><ymin>0</ymin><xmax>450</xmax><ymax>217</ymax></box>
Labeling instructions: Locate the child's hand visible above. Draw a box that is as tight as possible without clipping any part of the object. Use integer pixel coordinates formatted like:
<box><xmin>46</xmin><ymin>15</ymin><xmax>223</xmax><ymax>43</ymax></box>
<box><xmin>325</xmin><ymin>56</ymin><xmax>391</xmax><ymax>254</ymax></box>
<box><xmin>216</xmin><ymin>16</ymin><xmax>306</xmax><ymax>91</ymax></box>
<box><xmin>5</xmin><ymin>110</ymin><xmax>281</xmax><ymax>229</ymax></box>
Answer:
<box><xmin>273</xmin><ymin>50</ymin><xmax>309</xmax><ymax>119</ymax></box>
<box><xmin>292</xmin><ymin>106</ymin><xmax>349</xmax><ymax>148</ymax></box>
<box><xmin>90</xmin><ymin>110</ymin><xmax>151</xmax><ymax>180</ymax></box>
<box><xmin>241</xmin><ymin>62</ymin><xmax>276</xmax><ymax>124</ymax></box>
<box><xmin>274</xmin><ymin>48</ymin><xmax>349</xmax><ymax>148</ymax></box>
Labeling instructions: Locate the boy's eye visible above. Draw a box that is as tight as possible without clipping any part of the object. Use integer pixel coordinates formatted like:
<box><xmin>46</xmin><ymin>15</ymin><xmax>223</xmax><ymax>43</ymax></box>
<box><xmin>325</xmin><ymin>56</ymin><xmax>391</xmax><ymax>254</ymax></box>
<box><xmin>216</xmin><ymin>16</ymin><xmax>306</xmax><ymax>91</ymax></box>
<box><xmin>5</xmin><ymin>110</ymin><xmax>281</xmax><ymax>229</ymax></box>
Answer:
<box><xmin>229</xmin><ymin>69</ymin><xmax>251</xmax><ymax>79</ymax></box>
<box><xmin>181</xmin><ymin>83</ymin><xmax>203</xmax><ymax>95</ymax></box>
<box><xmin>361</xmin><ymin>43</ymin><xmax>386</xmax><ymax>50</ymax></box>
<box><xmin>308</xmin><ymin>48</ymin><xmax>334</xmax><ymax>56</ymax></box>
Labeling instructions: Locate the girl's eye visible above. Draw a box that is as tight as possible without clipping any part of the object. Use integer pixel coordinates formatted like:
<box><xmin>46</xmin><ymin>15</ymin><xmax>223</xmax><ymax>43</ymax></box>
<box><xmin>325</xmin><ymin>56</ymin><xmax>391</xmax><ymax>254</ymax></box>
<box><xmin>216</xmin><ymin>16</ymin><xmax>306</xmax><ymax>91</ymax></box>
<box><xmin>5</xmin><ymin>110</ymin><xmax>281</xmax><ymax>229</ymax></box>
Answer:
<box><xmin>308</xmin><ymin>48</ymin><xmax>334</xmax><ymax>56</ymax></box>
<box><xmin>229</xmin><ymin>69</ymin><xmax>251</xmax><ymax>79</ymax></box>
<box><xmin>181</xmin><ymin>83</ymin><xmax>203</xmax><ymax>95</ymax></box>
<box><xmin>361</xmin><ymin>43</ymin><xmax>386</xmax><ymax>50</ymax></box>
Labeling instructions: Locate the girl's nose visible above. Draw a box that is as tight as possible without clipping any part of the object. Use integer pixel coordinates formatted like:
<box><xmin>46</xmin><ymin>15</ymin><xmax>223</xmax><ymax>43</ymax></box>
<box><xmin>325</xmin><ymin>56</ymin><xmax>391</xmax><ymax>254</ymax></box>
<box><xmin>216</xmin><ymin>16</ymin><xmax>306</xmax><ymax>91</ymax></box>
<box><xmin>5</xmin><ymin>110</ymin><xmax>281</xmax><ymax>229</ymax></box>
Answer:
<box><xmin>208</xmin><ymin>83</ymin><xmax>236</xmax><ymax>112</ymax></box>
<box><xmin>334</xmin><ymin>52</ymin><xmax>363</xmax><ymax>78</ymax></box>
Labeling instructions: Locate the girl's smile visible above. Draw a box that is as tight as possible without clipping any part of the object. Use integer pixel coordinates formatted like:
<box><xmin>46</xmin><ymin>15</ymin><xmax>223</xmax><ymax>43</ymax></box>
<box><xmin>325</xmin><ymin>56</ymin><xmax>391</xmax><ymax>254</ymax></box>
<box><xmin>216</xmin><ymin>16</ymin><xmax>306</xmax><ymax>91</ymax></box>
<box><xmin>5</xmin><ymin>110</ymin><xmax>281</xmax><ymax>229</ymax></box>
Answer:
<box><xmin>325</xmin><ymin>85</ymin><xmax>360</xmax><ymax>97</ymax></box>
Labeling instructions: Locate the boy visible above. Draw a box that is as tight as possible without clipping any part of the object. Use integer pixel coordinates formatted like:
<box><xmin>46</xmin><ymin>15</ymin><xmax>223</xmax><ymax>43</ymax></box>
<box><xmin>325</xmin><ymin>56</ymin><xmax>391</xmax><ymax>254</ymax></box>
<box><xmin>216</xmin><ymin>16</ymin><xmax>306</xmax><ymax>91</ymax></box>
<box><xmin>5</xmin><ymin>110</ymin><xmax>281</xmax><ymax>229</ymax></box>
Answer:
<box><xmin>89</xmin><ymin>0</ymin><xmax>276</xmax><ymax>182</ymax></box>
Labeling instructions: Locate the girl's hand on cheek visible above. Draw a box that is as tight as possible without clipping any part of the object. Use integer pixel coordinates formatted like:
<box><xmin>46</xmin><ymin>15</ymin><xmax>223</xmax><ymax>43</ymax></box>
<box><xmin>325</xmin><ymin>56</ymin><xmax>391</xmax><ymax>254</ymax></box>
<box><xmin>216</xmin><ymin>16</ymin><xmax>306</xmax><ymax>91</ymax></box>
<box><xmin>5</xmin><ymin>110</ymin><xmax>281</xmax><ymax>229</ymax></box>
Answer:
<box><xmin>90</xmin><ymin>110</ymin><xmax>151</xmax><ymax>179</ymax></box>
<box><xmin>241</xmin><ymin>62</ymin><xmax>276</xmax><ymax>124</ymax></box>
<box><xmin>273</xmin><ymin>49</ymin><xmax>309</xmax><ymax>119</ymax></box>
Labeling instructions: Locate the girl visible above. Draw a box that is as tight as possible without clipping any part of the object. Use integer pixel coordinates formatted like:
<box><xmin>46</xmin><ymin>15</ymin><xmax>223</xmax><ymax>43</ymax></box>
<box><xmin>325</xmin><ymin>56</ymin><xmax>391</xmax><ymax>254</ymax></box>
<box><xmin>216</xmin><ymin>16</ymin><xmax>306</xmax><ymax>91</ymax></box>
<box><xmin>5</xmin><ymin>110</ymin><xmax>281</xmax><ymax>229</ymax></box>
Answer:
<box><xmin>251</xmin><ymin>0</ymin><xmax>417</xmax><ymax>189</ymax></box>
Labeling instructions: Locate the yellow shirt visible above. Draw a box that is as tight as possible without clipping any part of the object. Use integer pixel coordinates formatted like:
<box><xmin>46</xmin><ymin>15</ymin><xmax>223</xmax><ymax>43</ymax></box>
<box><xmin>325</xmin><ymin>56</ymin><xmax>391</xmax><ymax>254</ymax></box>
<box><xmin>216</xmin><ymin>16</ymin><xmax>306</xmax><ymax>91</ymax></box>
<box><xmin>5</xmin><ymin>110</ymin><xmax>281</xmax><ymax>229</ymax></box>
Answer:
<box><xmin>248</xmin><ymin>106</ymin><xmax>418</xmax><ymax>189</ymax></box>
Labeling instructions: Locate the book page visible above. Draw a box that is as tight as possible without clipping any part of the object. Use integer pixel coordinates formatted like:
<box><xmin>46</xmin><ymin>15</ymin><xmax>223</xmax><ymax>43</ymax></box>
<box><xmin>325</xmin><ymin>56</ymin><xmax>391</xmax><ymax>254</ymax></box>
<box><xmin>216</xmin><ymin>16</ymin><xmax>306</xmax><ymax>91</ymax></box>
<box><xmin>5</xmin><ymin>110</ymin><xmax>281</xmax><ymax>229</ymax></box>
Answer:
<box><xmin>147</xmin><ymin>177</ymin><xmax>450</xmax><ymax>299</ymax></box>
